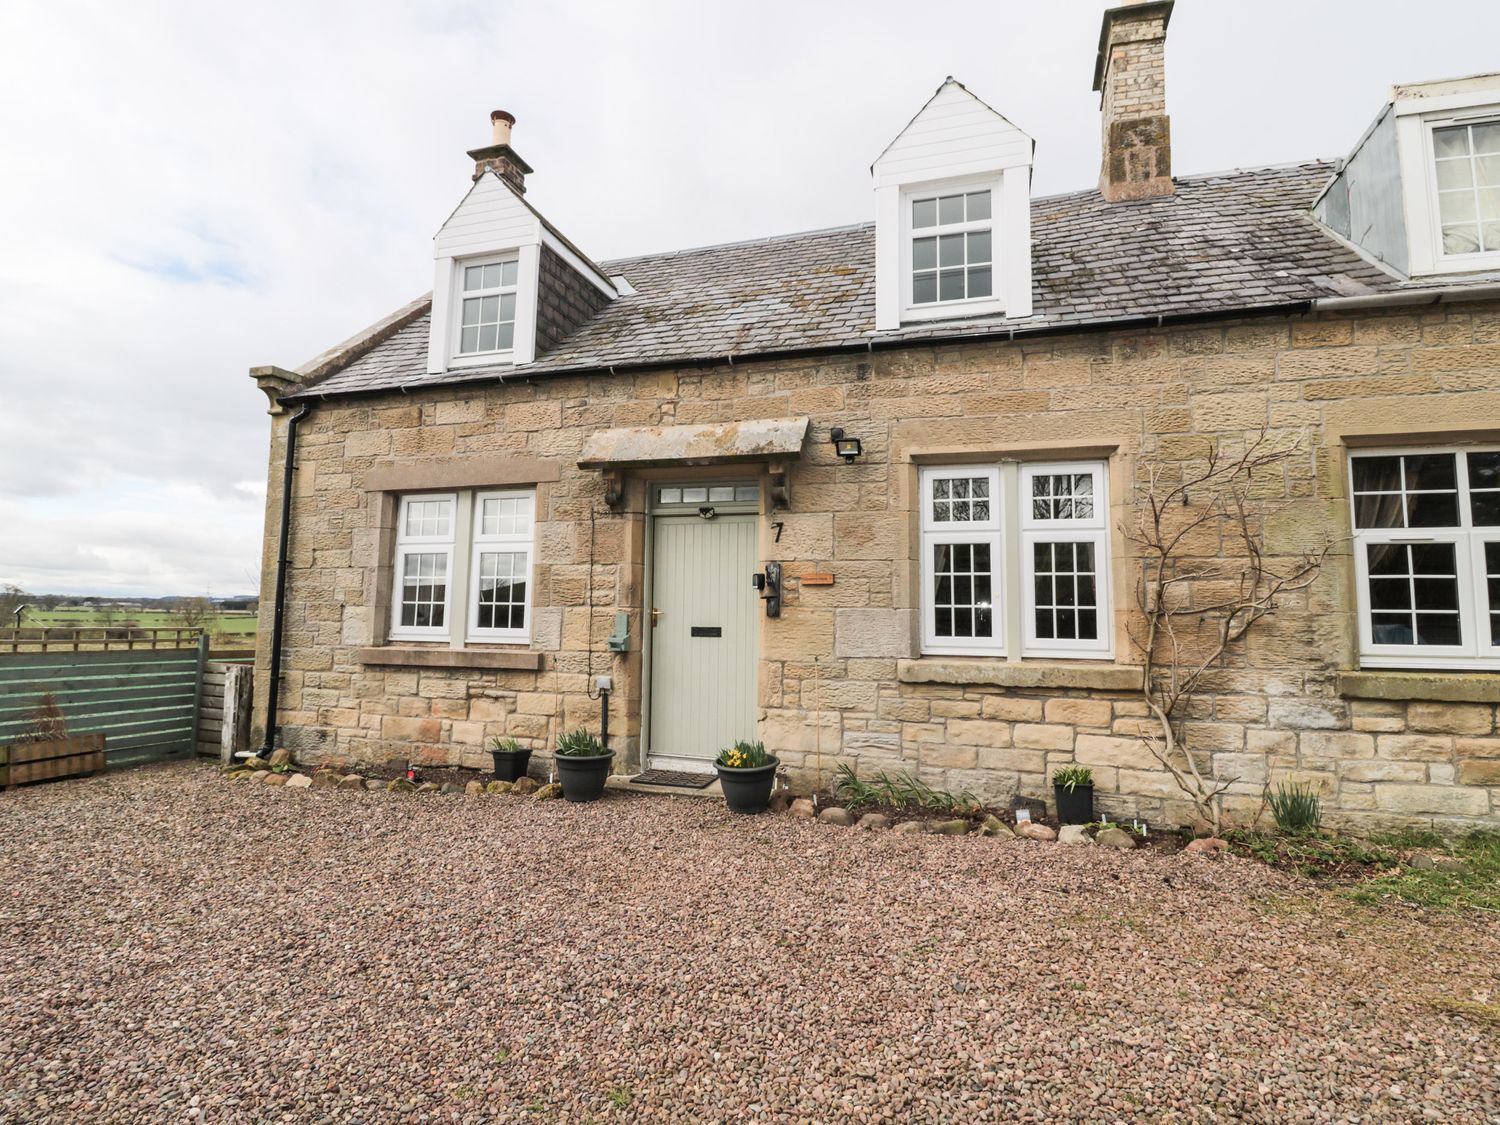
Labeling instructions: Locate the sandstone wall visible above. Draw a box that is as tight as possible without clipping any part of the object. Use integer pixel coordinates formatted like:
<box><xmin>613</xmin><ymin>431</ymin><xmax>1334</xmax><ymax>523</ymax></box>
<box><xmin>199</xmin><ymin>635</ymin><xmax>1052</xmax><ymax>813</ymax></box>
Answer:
<box><xmin>256</xmin><ymin>301</ymin><xmax>1500</xmax><ymax>833</ymax></box>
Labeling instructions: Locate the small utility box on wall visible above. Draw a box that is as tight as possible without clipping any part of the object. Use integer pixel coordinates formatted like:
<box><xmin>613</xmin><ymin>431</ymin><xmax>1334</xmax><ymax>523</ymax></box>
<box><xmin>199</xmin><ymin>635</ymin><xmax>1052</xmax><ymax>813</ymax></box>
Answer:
<box><xmin>606</xmin><ymin>611</ymin><xmax>630</xmax><ymax>653</ymax></box>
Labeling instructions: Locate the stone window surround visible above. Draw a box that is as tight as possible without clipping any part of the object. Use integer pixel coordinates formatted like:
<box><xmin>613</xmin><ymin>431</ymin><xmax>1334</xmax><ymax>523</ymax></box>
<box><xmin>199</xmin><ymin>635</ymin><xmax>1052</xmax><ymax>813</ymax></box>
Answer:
<box><xmin>361</xmin><ymin>455</ymin><xmax>561</xmax><ymax>671</ymax></box>
<box><xmin>1324</xmin><ymin>414</ymin><xmax>1500</xmax><ymax>696</ymax></box>
<box><xmin>902</xmin><ymin>440</ymin><xmax>1139</xmax><ymax>687</ymax></box>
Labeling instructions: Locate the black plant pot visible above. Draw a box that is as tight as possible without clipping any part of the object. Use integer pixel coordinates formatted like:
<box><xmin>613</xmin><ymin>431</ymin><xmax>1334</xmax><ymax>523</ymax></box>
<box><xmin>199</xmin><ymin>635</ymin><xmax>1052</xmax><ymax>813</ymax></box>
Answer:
<box><xmin>554</xmin><ymin>752</ymin><xmax>614</xmax><ymax>803</ymax></box>
<box><xmin>715</xmin><ymin>757</ymin><xmax>780</xmax><ymax>815</ymax></box>
<box><xmin>490</xmin><ymin>748</ymin><xmax>532</xmax><ymax>782</ymax></box>
<box><xmin>1054</xmin><ymin>783</ymin><xmax>1095</xmax><ymax>825</ymax></box>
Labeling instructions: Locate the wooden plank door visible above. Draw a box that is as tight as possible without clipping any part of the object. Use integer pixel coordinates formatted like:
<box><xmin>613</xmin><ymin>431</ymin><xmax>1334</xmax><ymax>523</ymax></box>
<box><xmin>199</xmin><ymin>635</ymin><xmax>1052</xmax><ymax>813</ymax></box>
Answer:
<box><xmin>649</xmin><ymin>514</ymin><xmax>759</xmax><ymax>770</ymax></box>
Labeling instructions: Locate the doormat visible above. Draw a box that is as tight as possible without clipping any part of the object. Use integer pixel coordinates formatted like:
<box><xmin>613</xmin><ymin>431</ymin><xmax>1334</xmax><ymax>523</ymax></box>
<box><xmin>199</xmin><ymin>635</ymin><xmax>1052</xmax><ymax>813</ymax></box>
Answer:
<box><xmin>631</xmin><ymin>769</ymin><xmax>716</xmax><ymax>789</ymax></box>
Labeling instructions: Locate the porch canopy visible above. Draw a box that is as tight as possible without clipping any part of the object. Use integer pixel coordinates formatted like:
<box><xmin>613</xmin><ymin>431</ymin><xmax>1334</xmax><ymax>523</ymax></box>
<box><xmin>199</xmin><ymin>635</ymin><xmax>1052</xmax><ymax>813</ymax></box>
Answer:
<box><xmin>577</xmin><ymin>417</ymin><xmax>810</xmax><ymax>470</ymax></box>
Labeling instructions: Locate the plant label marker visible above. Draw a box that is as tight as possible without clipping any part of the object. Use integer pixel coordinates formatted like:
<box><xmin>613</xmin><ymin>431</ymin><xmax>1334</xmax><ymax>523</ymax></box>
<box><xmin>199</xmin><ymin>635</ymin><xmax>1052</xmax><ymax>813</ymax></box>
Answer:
<box><xmin>1015</xmin><ymin>808</ymin><xmax>1031</xmax><ymax>824</ymax></box>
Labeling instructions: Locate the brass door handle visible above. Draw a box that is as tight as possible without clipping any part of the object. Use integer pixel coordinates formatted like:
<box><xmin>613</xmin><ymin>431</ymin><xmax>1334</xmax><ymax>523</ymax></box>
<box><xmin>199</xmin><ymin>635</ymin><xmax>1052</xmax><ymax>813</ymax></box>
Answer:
<box><xmin>650</xmin><ymin>607</ymin><xmax>662</xmax><ymax>627</ymax></box>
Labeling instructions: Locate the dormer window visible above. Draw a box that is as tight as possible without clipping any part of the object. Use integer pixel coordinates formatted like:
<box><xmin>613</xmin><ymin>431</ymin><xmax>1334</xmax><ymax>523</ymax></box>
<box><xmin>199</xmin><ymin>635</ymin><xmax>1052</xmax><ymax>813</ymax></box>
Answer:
<box><xmin>457</xmin><ymin>258</ymin><xmax>519</xmax><ymax>356</ymax></box>
<box><xmin>910</xmin><ymin>189</ymin><xmax>993</xmax><ymax>305</ymax></box>
<box><xmin>1432</xmin><ymin>120</ymin><xmax>1500</xmax><ymax>258</ymax></box>
<box><xmin>872</xmin><ymin>79</ymin><xmax>1033</xmax><ymax>330</ymax></box>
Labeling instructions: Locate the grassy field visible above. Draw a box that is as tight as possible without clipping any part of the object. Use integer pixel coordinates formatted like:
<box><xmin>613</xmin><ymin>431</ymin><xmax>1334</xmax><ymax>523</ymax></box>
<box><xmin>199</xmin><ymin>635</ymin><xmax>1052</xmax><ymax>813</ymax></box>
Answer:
<box><xmin>18</xmin><ymin>607</ymin><xmax>258</xmax><ymax>641</ymax></box>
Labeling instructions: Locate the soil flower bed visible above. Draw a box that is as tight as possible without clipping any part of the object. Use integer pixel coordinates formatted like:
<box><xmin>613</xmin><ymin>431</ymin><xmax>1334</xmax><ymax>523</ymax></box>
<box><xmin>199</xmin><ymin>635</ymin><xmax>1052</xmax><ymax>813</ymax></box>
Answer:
<box><xmin>1</xmin><ymin>761</ymin><xmax>1497</xmax><ymax>1122</ymax></box>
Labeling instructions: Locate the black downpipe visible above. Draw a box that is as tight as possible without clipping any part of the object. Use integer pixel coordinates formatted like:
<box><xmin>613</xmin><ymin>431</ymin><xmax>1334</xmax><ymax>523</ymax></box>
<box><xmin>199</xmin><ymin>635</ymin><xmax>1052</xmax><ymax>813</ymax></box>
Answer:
<box><xmin>257</xmin><ymin>402</ymin><xmax>313</xmax><ymax>757</ymax></box>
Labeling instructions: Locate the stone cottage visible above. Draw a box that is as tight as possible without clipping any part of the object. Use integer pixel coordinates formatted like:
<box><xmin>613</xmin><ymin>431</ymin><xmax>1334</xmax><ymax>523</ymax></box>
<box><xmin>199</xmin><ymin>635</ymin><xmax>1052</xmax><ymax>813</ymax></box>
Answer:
<box><xmin>251</xmin><ymin>1</ymin><xmax>1500</xmax><ymax>832</ymax></box>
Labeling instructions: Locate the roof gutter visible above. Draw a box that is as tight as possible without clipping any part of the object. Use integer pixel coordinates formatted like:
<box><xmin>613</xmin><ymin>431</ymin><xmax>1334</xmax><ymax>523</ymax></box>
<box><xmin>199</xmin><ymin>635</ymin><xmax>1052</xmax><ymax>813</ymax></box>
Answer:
<box><xmin>256</xmin><ymin>401</ymin><xmax>313</xmax><ymax>758</ymax></box>
<box><xmin>1309</xmin><ymin>281</ymin><xmax>1500</xmax><ymax>312</ymax></box>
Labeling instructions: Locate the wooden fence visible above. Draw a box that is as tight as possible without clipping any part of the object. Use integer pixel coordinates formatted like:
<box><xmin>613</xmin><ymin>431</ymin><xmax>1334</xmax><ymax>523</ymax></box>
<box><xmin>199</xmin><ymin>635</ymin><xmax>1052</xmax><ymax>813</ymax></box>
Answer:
<box><xmin>196</xmin><ymin>658</ymin><xmax>255</xmax><ymax>761</ymax></box>
<box><xmin>0</xmin><ymin>637</ymin><xmax>255</xmax><ymax>770</ymax></box>
<box><xmin>0</xmin><ymin>626</ymin><xmax>205</xmax><ymax>653</ymax></box>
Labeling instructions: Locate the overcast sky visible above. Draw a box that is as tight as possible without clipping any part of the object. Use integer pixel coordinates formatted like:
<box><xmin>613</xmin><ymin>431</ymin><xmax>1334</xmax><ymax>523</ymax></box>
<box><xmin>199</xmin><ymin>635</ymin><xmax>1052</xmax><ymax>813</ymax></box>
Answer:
<box><xmin>1</xmin><ymin>0</ymin><xmax>1497</xmax><ymax>597</ymax></box>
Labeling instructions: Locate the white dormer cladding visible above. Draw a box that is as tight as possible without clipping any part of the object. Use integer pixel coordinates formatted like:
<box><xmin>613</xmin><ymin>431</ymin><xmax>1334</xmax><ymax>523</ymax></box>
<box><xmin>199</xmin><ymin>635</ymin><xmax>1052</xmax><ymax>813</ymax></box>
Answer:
<box><xmin>872</xmin><ymin>79</ymin><xmax>1035</xmax><ymax>332</ymax></box>
<box><xmin>426</xmin><ymin>171</ymin><xmax>616</xmax><ymax>374</ymax></box>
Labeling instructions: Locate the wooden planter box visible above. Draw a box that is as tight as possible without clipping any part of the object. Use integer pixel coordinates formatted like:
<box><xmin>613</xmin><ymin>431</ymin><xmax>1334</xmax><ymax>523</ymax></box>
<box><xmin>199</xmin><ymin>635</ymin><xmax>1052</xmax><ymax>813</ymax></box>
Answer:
<box><xmin>0</xmin><ymin>733</ymin><xmax>106</xmax><ymax>787</ymax></box>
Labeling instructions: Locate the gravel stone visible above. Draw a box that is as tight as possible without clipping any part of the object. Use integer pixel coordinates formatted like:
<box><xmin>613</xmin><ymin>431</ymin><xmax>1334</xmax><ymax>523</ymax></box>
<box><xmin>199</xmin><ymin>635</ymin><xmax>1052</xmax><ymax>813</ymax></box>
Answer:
<box><xmin>890</xmin><ymin>820</ymin><xmax>927</xmax><ymax>834</ymax></box>
<box><xmin>464</xmin><ymin>780</ymin><xmax>485</xmax><ymax>796</ymax></box>
<box><xmin>855</xmin><ymin>813</ymin><xmax>890</xmax><ymax>831</ymax></box>
<box><xmin>533</xmin><ymin>783</ymin><xmax>562</xmax><ymax>800</ymax></box>
<box><xmin>788</xmin><ymin>797</ymin><xmax>815</xmax><ymax>819</ymax></box>
<box><xmin>339</xmin><ymin>774</ymin><xmax>365</xmax><ymax>791</ymax></box>
<box><xmin>2</xmin><ymin>762</ymin><xmax>1496</xmax><ymax>1122</ymax></box>
<box><xmin>259</xmin><ymin>772</ymin><xmax>287</xmax><ymax>787</ymax></box>
<box><xmin>817</xmin><ymin>807</ymin><xmax>854</xmax><ymax>826</ymax></box>
<box><xmin>1058</xmin><ymin>825</ymin><xmax>1093</xmax><ymax>846</ymax></box>
<box><xmin>283</xmin><ymin>773</ymin><xmax>312</xmax><ymax>789</ymax></box>
<box><xmin>978</xmin><ymin>815</ymin><xmax>1012</xmax><ymax>837</ymax></box>
<box><xmin>267</xmin><ymin>749</ymin><xmax>290</xmax><ymax>768</ymax></box>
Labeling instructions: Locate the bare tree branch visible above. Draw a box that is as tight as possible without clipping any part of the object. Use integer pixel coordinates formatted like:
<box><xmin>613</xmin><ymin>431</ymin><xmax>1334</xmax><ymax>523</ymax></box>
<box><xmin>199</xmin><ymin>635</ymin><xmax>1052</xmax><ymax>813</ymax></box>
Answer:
<box><xmin>1125</xmin><ymin>430</ymin><xmax>1338</xmax><ymax>835</ymax></box>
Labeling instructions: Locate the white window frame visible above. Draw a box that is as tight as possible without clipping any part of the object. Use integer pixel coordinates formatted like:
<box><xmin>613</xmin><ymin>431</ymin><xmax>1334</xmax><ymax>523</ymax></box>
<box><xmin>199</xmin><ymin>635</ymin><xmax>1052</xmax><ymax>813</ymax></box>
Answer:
<box><xmin>1020</xmin><ymin>462</ymin><xmax>1112</xmax><ymax>659</ymax></box>
<box><xmin>467</xmin><ymin>490</ymin><xmax>536</xmax><ymax>644</ymax></box>
<box><xmin>1421</xmin><ymin>113</ymin><xmax>1500</xmax><ymax>271</ymax></box>
<box><xmin>899</xmin><ymin>173</ymin><xmax>1005</xmax><ymax>324</ymax></box>
<box><xmin>920</xmin><ymin>461</ymin><xmax>1113</xmax><ymax>660</ymax></box>
<box><xmin>1396</xmin><ymin>92</ymin><xmax>1500</xmax><ymax>276</ymax></box>
<box><xmin>1349</xmin><ymin>445</ymin><xmax>1500</xmax><ymax>670</ymax></box>
<box><xmin>920</xmin><ymin>467</ymin><xmax>1003</xmax><ymax>656</ymax></box>
<box><xmin>390</xmin><ymin>493</ymin><xmax>457</xmax><ymax>641</ymax></box>
<box><xmin>450</xmin><ymin>255</ymin><xmax>520</xmax><ymax>363</ymax></box>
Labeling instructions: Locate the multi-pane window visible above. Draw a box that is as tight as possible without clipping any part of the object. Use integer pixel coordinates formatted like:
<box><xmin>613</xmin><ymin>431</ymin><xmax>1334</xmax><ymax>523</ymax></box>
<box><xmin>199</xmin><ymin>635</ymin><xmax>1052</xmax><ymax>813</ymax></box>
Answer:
<box><xmin>1432</xmin><ymin>121</ymin><xmax>1500</xmax><ymax>257</ymax></box>
<box><xmin>469</xmin><ymin>491</ymin><xmax>534</xmax><ymax>641</ymax></box>
<box><xmin>1350</xmin><ymin>448</ymin><xmax>1500</xmax><ymax>668</ymax></box>
<box><xmin>911</xmin><ymin>189</ymin><xmax>992</xmax><ymax>305</ymax></box>
<box><xmin>1021</xmin><ymin>465</ymin><xmax>1109</xmax><ymax>656</ymax></box>
<box><xmin>457</xmin><ymin>258</ymin><xmax>519</xmax><ymax>355</ymax></box>
<box><xmin>920</xmin><ymin>462</ymin><xmax>1110</xmax><ymax>658</ymax></box>
<box><xmin>392</xmin><ymin>494</ymin><xmax>456</xmax><ymax>638</ymax></box>
<box><xmin>390</xmin><ymin>490</ymin><xmax>535</xmax><ymax>644</ymax></box>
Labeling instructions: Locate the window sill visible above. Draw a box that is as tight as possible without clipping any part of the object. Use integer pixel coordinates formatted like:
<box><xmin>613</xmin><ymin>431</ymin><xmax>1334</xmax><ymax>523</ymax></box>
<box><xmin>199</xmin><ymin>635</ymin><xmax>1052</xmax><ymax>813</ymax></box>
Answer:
<box><xmin>357</xmin><ymin>646</ymin><xmax>543</xmax><ymax>671</ymax></box>
<box><xmin>897</xmin><ymin>658</ymin><xmax>1143</xmax><ymax>692</ymax></box>
<box><xmin>1337</xmin><ymin>669</ymin><xmax>1500</xmax><ymax>703</ymax></box>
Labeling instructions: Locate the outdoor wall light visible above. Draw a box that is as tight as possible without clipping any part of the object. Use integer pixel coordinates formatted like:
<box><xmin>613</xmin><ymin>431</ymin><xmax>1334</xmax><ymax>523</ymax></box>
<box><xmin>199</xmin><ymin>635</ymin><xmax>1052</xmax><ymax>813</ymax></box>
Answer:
<box><xmin>698</xmin><ymin>505</ymin><xmax>716</xmax><ymax>519</ymax></box>
<box><xmin>829</xmin><ymin>427</ymin><xmax>863</xmax><ymax>463</ymax></box>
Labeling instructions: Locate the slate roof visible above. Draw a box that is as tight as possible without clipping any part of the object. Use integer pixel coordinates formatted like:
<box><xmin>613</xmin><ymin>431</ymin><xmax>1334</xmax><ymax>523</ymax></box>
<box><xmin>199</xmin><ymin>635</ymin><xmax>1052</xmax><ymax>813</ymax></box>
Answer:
<box><xmin>290</xmin><ymin>161</ymin><xmax>1496</xmax><ymax>400</ymax></box>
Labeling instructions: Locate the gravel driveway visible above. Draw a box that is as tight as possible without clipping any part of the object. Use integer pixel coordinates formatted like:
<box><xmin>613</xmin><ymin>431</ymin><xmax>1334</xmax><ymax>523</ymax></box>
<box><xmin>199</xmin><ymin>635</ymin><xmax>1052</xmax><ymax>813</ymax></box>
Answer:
<box><xmin>2</xmin><ymin>763</ymin><xmax>1496</xmax><ymax>1122</ymax></box>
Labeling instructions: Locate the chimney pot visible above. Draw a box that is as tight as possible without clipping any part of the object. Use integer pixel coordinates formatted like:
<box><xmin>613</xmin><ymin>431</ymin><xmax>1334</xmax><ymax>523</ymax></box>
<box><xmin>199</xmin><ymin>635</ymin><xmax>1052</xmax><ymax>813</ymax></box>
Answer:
<box><xmin>490</xmin><ymin>109</ymin><xmax>515</xmax><ymax>147</ymax></box>
<box><xmin>1094</xmin><ymin>0</ymin><xmax>1174</xmax><ymax>202</ymax></box>
<box><xmin>466</xmin><ymin>108</ymin><xmax>533</xmax><ymax>193</ymax></box>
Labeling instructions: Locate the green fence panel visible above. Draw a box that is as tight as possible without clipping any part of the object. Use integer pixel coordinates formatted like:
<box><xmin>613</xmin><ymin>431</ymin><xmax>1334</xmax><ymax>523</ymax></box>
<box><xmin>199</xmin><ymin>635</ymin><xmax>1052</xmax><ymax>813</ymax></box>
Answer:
<box><xmin>0</xmin><ymin>645</ymin><xmax>207</xmax><ymax>767</ymax></box>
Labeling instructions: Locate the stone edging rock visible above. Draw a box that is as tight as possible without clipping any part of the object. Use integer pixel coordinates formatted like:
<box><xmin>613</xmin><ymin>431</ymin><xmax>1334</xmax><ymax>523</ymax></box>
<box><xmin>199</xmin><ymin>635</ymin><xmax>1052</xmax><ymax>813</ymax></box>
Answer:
<box><xmin>223</xmin><ymin>756</ymin><xmax>561</xmax><ymax>802</ymax></box>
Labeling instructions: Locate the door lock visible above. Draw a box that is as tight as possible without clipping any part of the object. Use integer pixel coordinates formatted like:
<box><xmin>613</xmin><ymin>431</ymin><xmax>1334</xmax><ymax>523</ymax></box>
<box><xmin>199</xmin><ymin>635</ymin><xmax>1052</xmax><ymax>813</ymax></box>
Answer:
<box><xmin>650</xmin><ymin>607</ymin><xmax>662</xmax><ymax>628</ymax></box>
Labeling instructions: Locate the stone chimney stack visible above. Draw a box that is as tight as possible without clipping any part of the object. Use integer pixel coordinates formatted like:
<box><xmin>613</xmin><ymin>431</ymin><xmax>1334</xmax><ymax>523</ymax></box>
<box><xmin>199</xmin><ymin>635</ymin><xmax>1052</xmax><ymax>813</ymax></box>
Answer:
<box><xmin>1092</xmin><ymin>1</ymin><xmax>1174</xmax><ymax>202</ymax></box>
<box><xmin>467</xmin><ymin>110</ymin><xmax>533</xmax><ymax>194</ymax></box>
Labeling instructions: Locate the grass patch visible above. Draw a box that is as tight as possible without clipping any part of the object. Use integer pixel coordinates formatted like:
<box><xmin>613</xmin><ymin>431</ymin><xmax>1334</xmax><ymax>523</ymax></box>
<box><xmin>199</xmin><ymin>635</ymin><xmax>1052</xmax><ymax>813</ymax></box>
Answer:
<box><xmin>1425</xmin><ymin>997</ymin><xmax>1500</xmax><ymax>1027</ymax></box>
<box><xmin>1229</xmin><ymin>828</ymin><xmax>1500</xmax><ymax>912</ymax></box>
<box><xmin>1223</xmin><ymin>829</ymin><xmax>1401</xmax><ymax>880</ymax></box>
<box><xmin>1348</xmin><ymin>831</ymin><xmax>1500</xmax><ymax>912</ymax></box>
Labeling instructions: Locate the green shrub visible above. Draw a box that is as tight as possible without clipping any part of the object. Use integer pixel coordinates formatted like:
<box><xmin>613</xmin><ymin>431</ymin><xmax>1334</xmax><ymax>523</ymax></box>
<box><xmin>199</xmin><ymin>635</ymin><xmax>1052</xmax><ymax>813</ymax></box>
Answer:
<box><xmin>716</xmin><ymin>740</ymin><xmax>774</xmax><ymax>769</ymax></box>
<box><xmin>555</xmin><ymin>729</ymin><xmax>605</xmax><ymax>757</ymax></box>
<box><xmin>1052</xmin><ymin>764</ymin><xmax>1093</xmax><ymax>791</ymax></box>
<box><xmin>1268</xmin><ymin>782</ymin><xmax>1322</xmax><ymax>834</ymax></box>
<box><xmin>834</xmin><ymin>763</ymin><xmax>979</xmax><ymax>814</ymax></box>
<box><xmin>490</xmin><ymin>737</ymin><xmax>525</xmax><ymax>753</ymax></box>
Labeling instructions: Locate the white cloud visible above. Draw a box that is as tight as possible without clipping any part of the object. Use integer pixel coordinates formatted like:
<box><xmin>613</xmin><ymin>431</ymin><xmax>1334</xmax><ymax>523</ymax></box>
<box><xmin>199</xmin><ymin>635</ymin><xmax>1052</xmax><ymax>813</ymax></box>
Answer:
<box><xmin>0</xmin><ymin>0</ymin><xmax>1495</xmax><ymax>594</ymax></box>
